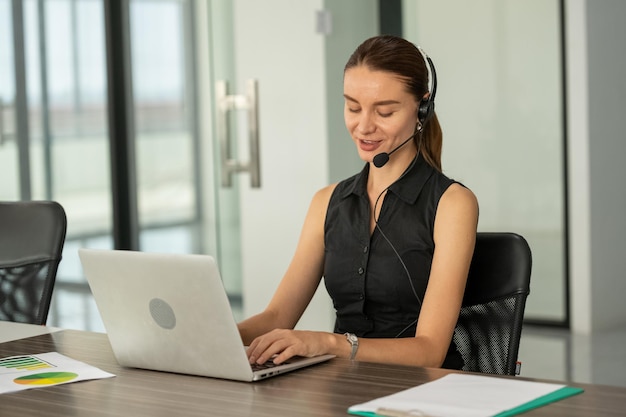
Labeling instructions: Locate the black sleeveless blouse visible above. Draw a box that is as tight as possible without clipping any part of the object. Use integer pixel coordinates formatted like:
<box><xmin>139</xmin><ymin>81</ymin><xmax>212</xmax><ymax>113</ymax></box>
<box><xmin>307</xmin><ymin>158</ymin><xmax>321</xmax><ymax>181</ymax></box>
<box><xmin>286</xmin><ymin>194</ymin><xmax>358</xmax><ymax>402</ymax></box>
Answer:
<box><xmin>323</xmin><ymin>154</ymin><xmax>463</xmax><ymax>369</ymax></box>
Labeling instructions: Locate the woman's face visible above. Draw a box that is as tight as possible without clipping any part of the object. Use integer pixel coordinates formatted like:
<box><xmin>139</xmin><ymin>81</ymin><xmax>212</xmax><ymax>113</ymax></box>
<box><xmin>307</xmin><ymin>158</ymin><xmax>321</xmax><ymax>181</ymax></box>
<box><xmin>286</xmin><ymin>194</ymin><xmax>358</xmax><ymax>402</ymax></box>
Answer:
<box><xmin>343</xmin><ymin>65</ymin><xmax>419</xmax><ymax>164</ymax></box>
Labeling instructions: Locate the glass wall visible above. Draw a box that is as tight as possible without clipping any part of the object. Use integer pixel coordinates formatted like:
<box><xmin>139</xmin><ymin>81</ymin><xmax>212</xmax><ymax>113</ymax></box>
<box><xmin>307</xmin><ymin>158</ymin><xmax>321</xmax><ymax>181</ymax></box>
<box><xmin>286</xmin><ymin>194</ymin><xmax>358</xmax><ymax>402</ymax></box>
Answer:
<box><xmin>129</xmin><ymin>0</ymin><xmax>202</xmax><ymax>255</ymax></box>
<box><xmin>3</xmin><ymin>0</ymin><xmax>568</xmax><ymax>329</ymax></box>
<box><xmin>1</xmin><ymin>0</ymin><xmax>209</xmax><ymax>331</ymax></box>
<box><xmin>1</xmin><ymin>0</ymin><xmax>113</xmax><ymax>330</ymax></box>
<box><xmin>0</xmin><ymin>0</ymin><xmax>20</xmax><ymax>200</ymax></box>
<box><xmin>404</xmin><ymin>0</ymin><xmax>567</xmax><ymax>324</ymax></box>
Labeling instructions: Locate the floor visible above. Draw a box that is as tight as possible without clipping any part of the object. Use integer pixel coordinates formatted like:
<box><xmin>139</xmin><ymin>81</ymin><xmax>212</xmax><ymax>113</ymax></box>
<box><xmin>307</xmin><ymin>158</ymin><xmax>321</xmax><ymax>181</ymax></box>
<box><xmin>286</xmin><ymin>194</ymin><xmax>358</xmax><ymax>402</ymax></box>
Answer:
<box><xmin>518</xmin><ymin>324</ymin><xmax>626</xmax><ymax>388</ymax></box>
<box><xmin>47</xmin><ymin>288</ymin><xmax>626</xmax><ymax>389</ymax></box>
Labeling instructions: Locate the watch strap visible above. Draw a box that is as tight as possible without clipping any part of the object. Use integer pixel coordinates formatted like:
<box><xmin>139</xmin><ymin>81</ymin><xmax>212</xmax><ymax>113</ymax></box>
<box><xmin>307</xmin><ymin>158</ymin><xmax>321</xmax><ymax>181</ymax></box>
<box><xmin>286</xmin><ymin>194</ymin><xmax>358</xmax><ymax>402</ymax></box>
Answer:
<box><xmin>344</xmin><ymin>333</ymin><xmax>359</xmax><ymax>360</ymax></box>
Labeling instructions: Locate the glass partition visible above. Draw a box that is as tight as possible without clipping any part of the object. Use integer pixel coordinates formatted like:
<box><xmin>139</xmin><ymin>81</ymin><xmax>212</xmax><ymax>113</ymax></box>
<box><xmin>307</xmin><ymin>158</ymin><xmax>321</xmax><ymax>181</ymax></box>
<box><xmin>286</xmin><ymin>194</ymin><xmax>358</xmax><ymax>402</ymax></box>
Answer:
<box><xmin>404</xmin><ymin>0</ymin><xmax>567</xmax><ymax>324</ymax></box>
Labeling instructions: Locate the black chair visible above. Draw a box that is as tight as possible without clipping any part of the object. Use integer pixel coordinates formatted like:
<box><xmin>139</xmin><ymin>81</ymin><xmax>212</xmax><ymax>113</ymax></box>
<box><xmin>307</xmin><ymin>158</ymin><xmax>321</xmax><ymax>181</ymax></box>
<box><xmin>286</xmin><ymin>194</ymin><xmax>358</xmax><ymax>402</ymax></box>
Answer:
<box><xmin>0</xmin><ymin>201</ymin><xmax>67</xmax><ymax>325</ymax></box>
<box><xmin>453</xmin><ymin>232</ymin><xmax>532</xmax><ymax>376</ymax></box>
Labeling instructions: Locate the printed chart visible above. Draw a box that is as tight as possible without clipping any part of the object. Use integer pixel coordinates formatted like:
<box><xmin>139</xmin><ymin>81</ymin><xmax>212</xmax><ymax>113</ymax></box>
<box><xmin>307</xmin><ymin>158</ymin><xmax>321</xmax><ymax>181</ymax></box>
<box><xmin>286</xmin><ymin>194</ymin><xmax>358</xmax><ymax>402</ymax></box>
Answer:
<box><xmin>0</xmin><ymin>352</ymin><xmax>114</xmax><ymax>394</ymax></box>
<box><xmin>0</xmin><ymin>355</ymin><xmax>79</xmax><ymax>386</ymax></box>
<box><xmin>0</xmin><ymin>355</ymin><xmax>54</xmax><ymax>373</ymax></box>
<box><xmin>14</xmin><ymin>372</ymin><xmax>79</xmax><ymax>385</ymax></box>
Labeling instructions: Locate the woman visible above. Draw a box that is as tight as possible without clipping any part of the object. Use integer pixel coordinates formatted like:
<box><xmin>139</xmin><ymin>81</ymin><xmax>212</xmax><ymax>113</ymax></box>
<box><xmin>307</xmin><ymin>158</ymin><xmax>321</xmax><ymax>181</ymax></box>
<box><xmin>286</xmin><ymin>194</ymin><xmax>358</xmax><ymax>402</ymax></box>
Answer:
<box><xmin>238</xmin><ymin>35</ymin><xmax>478</xmax><ymax>369</ymax></box>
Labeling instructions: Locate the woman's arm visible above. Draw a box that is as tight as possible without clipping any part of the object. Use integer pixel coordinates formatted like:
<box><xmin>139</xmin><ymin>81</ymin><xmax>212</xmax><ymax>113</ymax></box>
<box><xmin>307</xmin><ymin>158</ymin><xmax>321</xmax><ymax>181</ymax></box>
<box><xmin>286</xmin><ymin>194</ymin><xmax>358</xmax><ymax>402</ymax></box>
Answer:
<box><xmin>344</xmin><ymin>183</ymin><xmax>479</xmax><ymax>366</ymax></box>
<box><xmin>237</xmin><ymin>184</ymin><xmax>336</xmax><ymax>345</ymax></box>
<box><xmin>246</xmin><ymin>183</ymin><xmax>479</xmax><ymax>368</ymax></box>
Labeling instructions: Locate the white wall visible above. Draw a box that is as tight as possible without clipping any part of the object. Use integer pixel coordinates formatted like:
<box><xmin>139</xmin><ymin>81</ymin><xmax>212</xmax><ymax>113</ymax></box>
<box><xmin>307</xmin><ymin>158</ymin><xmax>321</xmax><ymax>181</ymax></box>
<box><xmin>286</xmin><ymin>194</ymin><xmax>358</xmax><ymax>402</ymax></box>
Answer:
<box><xmin>586</xmin><ymin>1</ymin><xmax>626</xmax><ymax>332</ymax></box>
<box><xmin>324</xmin><ymin>0</ymin><xmax>378</xmax><ymax>182</ymax></box>
<box><xmin>234</xmin><ymin>1</ymin><xmax>381</xmax><ymax>331</ymax></box>
<box><xmin>565</xmin><ymin>0</ymin><xmax>592</xmax><ymax>333</ymax></box>
<box><xmin>233</xmin><ymin>0</ymin><xmax>333</xmax><ymax>330</ymax></box>
<box><xmin>568</xmin><ymin>0</ymin><xmax>626</xmax><ymax>333</ymax></box>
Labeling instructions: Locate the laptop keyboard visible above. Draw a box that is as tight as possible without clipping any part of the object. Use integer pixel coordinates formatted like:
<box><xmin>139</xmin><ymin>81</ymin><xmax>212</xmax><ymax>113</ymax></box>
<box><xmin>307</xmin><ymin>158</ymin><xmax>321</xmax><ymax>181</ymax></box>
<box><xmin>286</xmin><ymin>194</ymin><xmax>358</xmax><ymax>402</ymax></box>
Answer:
<box><xmin>251</xmin><ymin>359</ymin><xmax>291</xmax><ymax>371</ymax></box>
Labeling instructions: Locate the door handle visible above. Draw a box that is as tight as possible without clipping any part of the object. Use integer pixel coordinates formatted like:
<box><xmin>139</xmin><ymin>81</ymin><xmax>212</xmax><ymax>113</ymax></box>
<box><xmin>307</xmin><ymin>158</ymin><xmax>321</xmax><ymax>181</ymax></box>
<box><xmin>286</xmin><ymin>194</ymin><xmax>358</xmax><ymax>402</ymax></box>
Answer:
<box><xmin>215</xmin><ymin>79</ymin><xmax>260</xmax><ymax>188</ymax></box>
<box><xmin>0</xmin><ymin>97</ymin><xmax>15</xmax><ymax>147</ymax></box>
<box><xmin>0</xmin><ymin>97</ymin><xmax>6</xmax><ymax>146</ymax></box>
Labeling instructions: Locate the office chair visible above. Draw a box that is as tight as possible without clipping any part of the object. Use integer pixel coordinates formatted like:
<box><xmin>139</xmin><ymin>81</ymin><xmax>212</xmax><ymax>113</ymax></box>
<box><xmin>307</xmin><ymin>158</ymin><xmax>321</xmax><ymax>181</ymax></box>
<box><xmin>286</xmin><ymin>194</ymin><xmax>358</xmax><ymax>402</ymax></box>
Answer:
<box><xmin>0</xmin><ymin>200</ymin><xmax>67</xmax><ymax>325</ymax></box>
<box><xmin>453</xmin><ymin>232</ymin><xmax>532</xmax><ymax>376</ymax></box>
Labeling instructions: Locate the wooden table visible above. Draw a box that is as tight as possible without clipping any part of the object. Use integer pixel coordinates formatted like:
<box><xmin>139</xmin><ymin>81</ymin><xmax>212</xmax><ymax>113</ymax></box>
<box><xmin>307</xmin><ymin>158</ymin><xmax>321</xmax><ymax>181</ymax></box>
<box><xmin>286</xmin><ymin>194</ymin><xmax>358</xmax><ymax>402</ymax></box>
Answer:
<box><xmin>1</xmin><ymin>329</ymin><xmax>625</xmax><ymax>416</ymax></box>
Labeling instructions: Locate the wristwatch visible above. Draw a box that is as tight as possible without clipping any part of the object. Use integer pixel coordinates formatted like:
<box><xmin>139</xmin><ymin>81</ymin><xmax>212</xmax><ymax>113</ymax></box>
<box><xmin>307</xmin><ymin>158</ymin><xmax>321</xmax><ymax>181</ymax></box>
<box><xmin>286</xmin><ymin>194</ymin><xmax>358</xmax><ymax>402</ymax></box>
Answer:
<box><xmin>344</xmin><ymin>333</ymin><xmax>359</xmax><ymax>360</ymax></box>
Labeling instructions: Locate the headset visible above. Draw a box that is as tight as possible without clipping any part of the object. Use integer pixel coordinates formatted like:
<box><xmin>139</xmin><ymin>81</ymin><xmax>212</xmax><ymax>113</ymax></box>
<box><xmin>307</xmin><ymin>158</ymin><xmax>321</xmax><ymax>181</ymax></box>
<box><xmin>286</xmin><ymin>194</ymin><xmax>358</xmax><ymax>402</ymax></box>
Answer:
<box><xmin>372</xmin><ymin>161</ymin><xmax>421</xmax><ymax>338</ymax></box>
<box><xmin>416</xmin><ymin>47</ymin><xmax>438</xmax><ymax>128</ymax></box>
<box><xmin>373</xmin><ymin>46</ymin><xmax>438</xmax><ymax>338</ymax></box>
<box><xmin>372</xmin><ymin>47</ymin><xmax>438</xmax><ymax>168</ymax></box>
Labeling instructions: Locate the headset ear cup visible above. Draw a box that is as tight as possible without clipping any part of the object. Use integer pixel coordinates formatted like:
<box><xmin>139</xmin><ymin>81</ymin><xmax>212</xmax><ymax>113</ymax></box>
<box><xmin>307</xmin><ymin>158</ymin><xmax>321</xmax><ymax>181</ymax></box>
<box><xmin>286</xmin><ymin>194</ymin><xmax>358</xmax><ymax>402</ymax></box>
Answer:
<box><xmin>417</xmin><ymin>48</ymin><xmax>437</xmax><ymax>125</ymax></box>
<box><xmin>418</xmin><ymin>98</ymin><xmax>434</xmax><ymax>124</ymax></box>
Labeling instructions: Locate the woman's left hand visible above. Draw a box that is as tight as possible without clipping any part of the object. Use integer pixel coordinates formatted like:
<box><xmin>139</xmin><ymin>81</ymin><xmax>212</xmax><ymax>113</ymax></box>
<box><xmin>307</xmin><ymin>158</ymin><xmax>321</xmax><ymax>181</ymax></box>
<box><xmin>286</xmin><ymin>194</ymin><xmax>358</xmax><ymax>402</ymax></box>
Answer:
<box><xmin>246</xmin><ymin>329</ymin><xmax>332</xmax><ymax>365</ymax></box>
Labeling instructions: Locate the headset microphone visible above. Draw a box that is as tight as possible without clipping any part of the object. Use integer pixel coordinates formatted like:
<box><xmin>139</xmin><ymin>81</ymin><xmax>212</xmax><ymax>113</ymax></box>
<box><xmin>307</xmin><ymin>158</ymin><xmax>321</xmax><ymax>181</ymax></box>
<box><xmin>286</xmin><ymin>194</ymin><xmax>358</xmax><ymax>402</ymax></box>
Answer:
<box><xmin>372</xmin><ymin>131</ymin><xmax>419</xmax><ymax>168</ymax></box>
<box><xmin>372</xmin><ymin>47</ymin><xmax>437</xmax><ymax>169</ymax></box>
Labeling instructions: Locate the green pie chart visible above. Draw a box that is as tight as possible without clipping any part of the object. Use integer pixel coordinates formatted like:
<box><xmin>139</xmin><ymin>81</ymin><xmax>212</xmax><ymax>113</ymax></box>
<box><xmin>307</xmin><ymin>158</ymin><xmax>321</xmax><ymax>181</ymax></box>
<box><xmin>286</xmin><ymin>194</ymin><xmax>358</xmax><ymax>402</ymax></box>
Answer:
<box><xmin>14</xmin><ymin>372</ymin><xmax>78</xmax><ymax>385</ymax></box>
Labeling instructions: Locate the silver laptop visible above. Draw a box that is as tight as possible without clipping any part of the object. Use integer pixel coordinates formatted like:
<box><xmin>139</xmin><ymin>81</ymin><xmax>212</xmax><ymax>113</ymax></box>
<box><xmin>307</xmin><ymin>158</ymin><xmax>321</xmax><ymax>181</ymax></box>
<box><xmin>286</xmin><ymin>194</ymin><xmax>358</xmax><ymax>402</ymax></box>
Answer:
<box><xmin>78</xmin><ymin>248</ymin><xmax>334</xmax><ymax>381</ymax></box>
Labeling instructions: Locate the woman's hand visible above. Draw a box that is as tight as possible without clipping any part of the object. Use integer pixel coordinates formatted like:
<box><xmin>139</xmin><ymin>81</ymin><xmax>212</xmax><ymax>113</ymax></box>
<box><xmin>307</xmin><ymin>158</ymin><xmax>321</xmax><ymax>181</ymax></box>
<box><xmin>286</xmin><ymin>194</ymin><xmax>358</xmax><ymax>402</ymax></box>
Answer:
<box><xmin>246</xmin><ymin>329</ymin><xmax>334</xmax><ymax>365</ymax></box>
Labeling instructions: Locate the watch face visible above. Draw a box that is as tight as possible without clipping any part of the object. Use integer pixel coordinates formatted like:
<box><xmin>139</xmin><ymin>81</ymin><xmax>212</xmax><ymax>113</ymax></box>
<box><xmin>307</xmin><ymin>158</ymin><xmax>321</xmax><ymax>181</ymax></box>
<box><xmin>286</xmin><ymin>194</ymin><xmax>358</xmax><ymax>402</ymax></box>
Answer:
<box><xmin>348</xmin><ymin>334</ymin><xmax>357</xmax><ymax>343</ymax></box>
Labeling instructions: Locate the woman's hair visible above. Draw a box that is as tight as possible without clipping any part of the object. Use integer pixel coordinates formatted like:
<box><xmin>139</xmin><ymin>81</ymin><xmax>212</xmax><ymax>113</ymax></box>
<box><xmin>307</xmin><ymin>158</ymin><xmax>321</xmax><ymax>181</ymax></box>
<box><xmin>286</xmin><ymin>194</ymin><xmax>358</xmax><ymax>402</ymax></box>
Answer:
<box><xmin>344</xmin><ymin>35</ymin><xmax>442</xmax><ymax>171</ymax></box>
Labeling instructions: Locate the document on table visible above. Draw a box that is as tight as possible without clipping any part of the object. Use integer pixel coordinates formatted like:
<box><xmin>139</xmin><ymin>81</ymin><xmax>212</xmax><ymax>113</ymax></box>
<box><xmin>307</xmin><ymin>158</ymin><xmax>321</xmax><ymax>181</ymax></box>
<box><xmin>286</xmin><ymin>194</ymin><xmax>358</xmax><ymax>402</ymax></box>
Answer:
<box><xmin>0</xmin><ymin>352</ymin><xmax>115</xmax><ymax>394</ymax></box>
<box><xmin>348</xmin><ymin>373</ymin><xmax>584</xmax><ymax>417</ymax></box>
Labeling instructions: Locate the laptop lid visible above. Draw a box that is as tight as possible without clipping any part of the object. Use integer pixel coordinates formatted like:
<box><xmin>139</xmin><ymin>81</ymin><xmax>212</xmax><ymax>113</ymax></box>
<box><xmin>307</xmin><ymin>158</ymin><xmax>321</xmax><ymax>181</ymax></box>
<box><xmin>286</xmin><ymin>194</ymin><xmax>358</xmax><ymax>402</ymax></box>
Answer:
<box><xmin>78</xmin><ymin>249</ymin><xmax>333</xmax><ymax>382</ymax></box>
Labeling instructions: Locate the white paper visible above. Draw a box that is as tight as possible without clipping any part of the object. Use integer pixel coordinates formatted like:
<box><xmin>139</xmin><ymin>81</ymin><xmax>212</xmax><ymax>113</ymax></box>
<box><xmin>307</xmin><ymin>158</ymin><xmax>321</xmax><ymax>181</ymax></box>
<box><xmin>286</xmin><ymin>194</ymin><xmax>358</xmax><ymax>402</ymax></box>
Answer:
<box><xmin>0</xmin><ymin>352</ymin><xmax>115</xmax><ymax>394</ymax></box>
<box><xmin>0</xmin><ymin>321</ymin><xmax>61</xmax><ymax>343</ymax></box>
<box><xmin>349</xmin><ymin>373</ymin><xmax>566</xmax><ymax>417</ymax></box>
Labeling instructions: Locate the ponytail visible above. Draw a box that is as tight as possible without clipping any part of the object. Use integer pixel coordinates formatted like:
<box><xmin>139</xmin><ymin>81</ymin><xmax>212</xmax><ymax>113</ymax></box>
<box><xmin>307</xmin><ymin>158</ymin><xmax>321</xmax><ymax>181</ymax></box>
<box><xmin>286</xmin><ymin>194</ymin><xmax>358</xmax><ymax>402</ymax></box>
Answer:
<box><xmin>418</xmin><ymin>113</ymin><xmax>442</xmax><ymax>171</ymax></box>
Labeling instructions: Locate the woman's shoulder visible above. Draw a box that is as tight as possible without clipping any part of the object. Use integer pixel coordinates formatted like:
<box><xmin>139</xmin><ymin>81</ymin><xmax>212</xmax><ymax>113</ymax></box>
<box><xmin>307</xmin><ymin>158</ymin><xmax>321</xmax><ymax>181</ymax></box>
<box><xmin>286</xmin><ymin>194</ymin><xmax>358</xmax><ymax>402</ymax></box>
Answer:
<box><xmin>302</xmin><ymin>183</ymin><xmax>337</xmax><ymax>218</ymax></box>
<box><xmin>440</xmin><ymin>182</ymin><xmax>479</xmax><ymax>215</ymax></box>
<box><xmin>431</xmin><ymin>166</ymin><xmax>477</xmax><ymax>208</ymax></box>
<box><xmin>311</xmin><ymin>183</ymin><xmax>338</xmax><ymax>207</ymax></box>
<box><xmin>312</xmin><ymin>168</ymin><xmax>363</xmax><ymax>205</ymax></box>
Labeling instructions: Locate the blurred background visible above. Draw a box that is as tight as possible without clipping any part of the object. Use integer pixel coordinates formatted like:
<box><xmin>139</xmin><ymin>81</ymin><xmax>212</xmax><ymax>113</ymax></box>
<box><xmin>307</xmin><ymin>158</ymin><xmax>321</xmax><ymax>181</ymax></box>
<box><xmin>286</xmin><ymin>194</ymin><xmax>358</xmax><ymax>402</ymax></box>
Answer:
<box><xmin>2</xmin><ymin>0</ymin><xmax>624</xmax><ymax>388</ymax></box>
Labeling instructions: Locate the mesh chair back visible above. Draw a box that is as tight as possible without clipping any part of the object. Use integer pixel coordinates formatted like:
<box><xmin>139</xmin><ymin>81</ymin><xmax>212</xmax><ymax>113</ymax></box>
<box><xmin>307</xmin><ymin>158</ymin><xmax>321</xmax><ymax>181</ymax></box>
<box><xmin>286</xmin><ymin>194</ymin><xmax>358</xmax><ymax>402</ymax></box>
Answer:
<box><xmin>0</xmin><ymin>201</ymin><xmax>67</xmax><ymax>325</ymax></box>
<box><xmin>453</xmin><ymin>232</ymin><xmax>532</xmax><ymax>376</ymax></box>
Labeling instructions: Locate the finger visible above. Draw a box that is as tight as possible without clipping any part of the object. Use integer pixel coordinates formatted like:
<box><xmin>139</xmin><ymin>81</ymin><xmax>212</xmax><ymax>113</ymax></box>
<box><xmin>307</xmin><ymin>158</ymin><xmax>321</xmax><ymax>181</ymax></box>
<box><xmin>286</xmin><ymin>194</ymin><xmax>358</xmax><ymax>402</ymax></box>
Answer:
<box><xmin>248</xmin><ymin>331</ymin><xmax>283</xmax><ymax>364</ymax></box>
<box><xmin>254</xmin><ymin>339</ymin><xmax>288</xmax><ymax>365</ymax></box>
<box><xmin>271</xmin><ymin>346</ymin><xmax>298</xmax><ymax>365</ymax></box>
<box><xmin>246</xmin><ymin>337</ymin><xmax>260</xmax><ymax>360</ymax></box>
<box><xmin>247</xmin><ymin>336</ymin><xmax>269</xmax><ymax>364</ymax></box>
